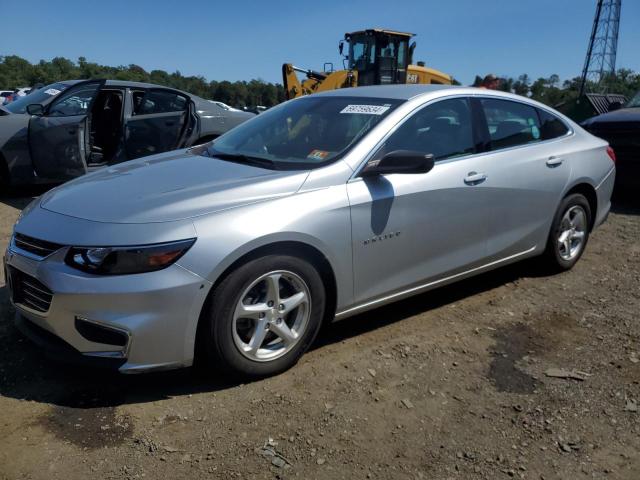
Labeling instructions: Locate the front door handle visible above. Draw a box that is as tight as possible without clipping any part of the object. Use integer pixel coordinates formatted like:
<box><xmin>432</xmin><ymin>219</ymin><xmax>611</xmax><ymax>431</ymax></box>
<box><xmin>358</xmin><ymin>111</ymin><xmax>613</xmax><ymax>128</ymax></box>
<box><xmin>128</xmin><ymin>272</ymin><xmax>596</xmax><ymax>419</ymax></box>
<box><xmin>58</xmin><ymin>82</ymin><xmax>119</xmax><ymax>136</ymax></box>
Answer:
<box><xmin>546</xmin><ymin>156</ymin><xmax>564</xmax><ymax>167</ymax></box>
<box><xmin>464</xmin><ymin>171</ymin><xmax>487</xmax><ymax>185</ymax></box>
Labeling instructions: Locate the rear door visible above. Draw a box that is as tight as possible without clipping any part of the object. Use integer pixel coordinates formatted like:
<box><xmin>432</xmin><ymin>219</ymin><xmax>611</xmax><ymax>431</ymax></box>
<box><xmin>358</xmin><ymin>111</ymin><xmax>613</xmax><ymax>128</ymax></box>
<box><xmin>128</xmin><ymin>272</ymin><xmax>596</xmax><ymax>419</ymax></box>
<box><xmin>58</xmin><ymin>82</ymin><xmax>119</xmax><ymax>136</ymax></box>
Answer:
<box><xmin>347</xmin><ymin>97</ymin><xmax>492</xmax><ymax>304</ymax></box>
<box><xmin>28</xmin><ymin>80</ymin><xmax>105</xmax><ymax>179</ymax></box>
<box><xmin>124</xmin><ymin>88</ymin><xmax>191</xmax><ymax>159</ymax></box>
<box><xmin>475</xmin><ymin>97</ymin><xmax>572</xmax><ymax>259</ymax></box>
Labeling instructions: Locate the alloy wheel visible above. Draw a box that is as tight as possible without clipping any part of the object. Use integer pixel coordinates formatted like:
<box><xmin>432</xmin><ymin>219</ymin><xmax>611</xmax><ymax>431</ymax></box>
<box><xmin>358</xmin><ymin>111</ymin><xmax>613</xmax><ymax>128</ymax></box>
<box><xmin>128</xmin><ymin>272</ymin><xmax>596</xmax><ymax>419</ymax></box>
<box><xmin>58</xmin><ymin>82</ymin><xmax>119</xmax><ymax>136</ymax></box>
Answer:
<box><xmin>232</xmin><ymin>270</ymin><xmax>311</xmax><ymax>362</ymax></box>
<box><xmin>557</xmin><ymin>205</ymin><xmax>587</xmax><ymax>261</ymax></box>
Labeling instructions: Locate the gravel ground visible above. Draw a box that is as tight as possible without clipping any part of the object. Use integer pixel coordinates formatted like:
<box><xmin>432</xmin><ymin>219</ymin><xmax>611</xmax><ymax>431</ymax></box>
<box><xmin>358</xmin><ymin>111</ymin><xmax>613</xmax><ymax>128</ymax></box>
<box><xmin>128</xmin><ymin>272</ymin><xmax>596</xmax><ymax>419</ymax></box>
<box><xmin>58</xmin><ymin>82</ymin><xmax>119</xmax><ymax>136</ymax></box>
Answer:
<box><xmin>0</xmin><ymin>189</ymin><xmax>638</xmax><ymax>480</ymax></box>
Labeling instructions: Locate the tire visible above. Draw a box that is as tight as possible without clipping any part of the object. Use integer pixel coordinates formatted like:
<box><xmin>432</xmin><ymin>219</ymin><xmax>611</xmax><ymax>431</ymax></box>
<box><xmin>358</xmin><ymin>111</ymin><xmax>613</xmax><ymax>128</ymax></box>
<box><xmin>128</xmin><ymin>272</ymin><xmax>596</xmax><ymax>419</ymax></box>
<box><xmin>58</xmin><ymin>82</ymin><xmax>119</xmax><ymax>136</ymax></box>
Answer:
<box><xmin>201</xmin><ymin>254</ymin><xmax>326</xmax><ymax>378</ymax></box>
<box><xmin>0</xmin><ymin>157</ymin><xmax>10</xmax><ymax>196</ymax></box>
<box><xmin>544</xmin><ymin>193</ymin><xmax>591</xmax><ymax>271</ymax></box>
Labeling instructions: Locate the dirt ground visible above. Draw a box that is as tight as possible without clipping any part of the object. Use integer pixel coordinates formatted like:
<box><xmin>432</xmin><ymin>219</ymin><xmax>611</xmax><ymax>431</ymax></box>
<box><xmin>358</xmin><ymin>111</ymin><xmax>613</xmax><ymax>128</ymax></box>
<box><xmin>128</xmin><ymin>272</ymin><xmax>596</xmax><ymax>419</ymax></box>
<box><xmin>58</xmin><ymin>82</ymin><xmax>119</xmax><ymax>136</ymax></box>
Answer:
<box><xmin>0</xmin><ymin>189</ymin><xmax>638</xmax><ymax>480</ymax></box>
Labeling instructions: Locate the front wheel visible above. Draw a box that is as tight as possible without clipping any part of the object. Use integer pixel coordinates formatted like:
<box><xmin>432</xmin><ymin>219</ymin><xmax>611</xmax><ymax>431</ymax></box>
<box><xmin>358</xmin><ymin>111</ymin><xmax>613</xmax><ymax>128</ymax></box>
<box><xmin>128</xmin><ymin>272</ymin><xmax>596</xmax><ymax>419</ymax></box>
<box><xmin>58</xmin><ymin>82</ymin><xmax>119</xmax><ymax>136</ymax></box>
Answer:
<box><xmin>544</xmin><ymin>193</ymin><xmax>591</xmax><ymax>271</ymax></box>
<box><xmin>201</xmin><ymin>254</ymin><xmax>326</xmax><ymax>378</ymax></box>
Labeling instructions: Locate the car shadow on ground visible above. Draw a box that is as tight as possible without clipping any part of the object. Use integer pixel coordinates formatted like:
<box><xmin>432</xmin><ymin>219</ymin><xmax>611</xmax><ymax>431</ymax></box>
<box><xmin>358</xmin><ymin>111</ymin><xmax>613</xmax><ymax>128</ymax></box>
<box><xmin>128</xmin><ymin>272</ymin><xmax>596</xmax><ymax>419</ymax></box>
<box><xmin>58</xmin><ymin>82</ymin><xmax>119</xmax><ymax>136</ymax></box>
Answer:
<box><xmin>0</xmin><ymin>258</ymin><xmax>552</xmax><ymax>410</ymax></box>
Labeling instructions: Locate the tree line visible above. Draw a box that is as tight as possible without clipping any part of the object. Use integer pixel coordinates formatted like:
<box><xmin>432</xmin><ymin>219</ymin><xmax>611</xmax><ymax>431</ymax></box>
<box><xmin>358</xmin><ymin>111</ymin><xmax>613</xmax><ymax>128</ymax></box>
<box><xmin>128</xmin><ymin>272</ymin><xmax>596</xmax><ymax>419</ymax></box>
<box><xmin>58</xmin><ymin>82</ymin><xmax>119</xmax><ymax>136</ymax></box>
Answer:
<box><xmin>0</xmin><ymin>55</ymin><xmax>286</xmax><ymax>108</ymax></box>
<box><xmin>2</xmin><ymin>55</ymin><xmax>639</xmax><ymax>109</ymax></box>
<box><xmin>472</xmin><ymin>70</ymin><xmax>640</xmax><ymax>106</ymax></box>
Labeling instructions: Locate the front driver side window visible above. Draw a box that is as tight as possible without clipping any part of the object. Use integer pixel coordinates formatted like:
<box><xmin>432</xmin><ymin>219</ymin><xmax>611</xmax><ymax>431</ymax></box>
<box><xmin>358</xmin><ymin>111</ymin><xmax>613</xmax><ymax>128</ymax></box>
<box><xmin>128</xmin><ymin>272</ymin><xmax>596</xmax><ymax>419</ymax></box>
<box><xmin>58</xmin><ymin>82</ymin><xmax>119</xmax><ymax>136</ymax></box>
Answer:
<box><xmin>376</xmin><ymin>98</ymin><xmax>475</xmax><ymax>161</ymax></box>
<box><xmin>47</xmin><ymin>82</ymin><xmax>102</xmax><ymax>117</ymax></box>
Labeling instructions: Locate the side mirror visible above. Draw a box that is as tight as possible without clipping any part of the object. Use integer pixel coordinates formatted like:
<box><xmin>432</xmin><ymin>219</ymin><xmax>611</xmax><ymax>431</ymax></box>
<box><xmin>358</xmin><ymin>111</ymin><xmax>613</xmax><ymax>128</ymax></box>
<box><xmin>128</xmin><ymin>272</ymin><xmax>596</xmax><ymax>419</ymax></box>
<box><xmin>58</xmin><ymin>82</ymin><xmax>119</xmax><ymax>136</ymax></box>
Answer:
<box><xmin>360</xmin><ymin>150</ymin><xmax>435</xmax><ymax>177</ymax></box>
<box><xmin>26</xmin><ymin>104</ymin><xmax>44</xmax><ymax>116</ymax></box>
<box><xmin>338</xmin><ymin>40</ymin><xmax>344</xmax><ymax>56</ymax></box>
<box><xmin>608</xmin><ymin>101</ymin><xmax>623</xmax><ymax>112</ymax></box>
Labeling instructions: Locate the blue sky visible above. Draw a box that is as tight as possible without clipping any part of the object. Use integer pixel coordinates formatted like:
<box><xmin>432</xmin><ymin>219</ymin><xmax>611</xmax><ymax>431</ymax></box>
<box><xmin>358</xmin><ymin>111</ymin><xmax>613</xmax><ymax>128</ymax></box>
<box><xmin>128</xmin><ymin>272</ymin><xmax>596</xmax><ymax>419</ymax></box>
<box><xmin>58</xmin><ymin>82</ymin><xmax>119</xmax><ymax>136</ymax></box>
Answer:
<box><xmin>1</xmin><ymin>0</ymin><xmax>638</xmax><ymax>86</ymax></box>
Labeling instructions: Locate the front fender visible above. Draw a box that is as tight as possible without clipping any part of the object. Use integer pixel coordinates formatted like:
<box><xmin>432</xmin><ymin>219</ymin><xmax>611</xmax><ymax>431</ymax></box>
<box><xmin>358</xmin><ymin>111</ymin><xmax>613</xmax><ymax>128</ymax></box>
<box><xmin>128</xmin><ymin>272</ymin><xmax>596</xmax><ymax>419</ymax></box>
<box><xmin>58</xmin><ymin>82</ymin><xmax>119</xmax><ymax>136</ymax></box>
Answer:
<box><xmin>180</xmin><ymin>185</ymin><xmax>353</xmax><ymax>309</ymax></box>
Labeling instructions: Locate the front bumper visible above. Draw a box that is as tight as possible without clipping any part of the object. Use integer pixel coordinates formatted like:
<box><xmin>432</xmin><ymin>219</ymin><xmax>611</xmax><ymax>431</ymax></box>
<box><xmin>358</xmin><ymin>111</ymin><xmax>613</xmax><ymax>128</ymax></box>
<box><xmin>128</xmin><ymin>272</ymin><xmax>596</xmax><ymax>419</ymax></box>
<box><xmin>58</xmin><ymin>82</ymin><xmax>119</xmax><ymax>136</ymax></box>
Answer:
<box><xmin>4</xmin><ymin>244</ymin><xmax>212</xmax><ymax>373</ymax></box>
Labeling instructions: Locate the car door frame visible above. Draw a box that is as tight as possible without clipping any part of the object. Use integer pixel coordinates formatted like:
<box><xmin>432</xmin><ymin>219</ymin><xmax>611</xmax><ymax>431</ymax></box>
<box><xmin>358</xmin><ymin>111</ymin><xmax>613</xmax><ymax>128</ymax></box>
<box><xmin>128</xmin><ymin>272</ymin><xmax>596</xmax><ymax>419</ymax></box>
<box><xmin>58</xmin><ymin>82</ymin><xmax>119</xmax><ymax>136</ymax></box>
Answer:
<box><xmin>123</xmin><ymin>87</ymin><xmax>196</xmax><ymax>160</ymax></box>
<box><xmin>344</xmin><ymin>94</ymin><xmax>497</xmax><ymax>309</ymax></box>
<box><xmin>27</xmin><ymin>79</ymin><xmax>106</xmax><ymax>180</ymax></box>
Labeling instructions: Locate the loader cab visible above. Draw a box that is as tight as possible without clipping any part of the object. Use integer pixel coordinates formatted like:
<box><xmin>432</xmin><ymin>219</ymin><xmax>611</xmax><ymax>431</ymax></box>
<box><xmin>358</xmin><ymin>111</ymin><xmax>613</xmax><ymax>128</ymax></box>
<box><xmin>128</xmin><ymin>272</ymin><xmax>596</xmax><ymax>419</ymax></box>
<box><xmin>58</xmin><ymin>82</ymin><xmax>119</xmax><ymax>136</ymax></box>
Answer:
<box><xmin>345</xmin><ymin>29</ymin><xmax>412</xmax><ymax>86</ymax></box>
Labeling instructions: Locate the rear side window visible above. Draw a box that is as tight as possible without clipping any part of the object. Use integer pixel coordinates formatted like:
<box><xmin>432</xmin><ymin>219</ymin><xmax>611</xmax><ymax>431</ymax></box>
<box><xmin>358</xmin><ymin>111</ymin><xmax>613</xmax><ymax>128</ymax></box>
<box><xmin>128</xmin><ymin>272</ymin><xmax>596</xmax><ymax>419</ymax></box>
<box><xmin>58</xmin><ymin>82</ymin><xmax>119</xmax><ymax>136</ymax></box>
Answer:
<box><xmin>134</xmin><ymin>90</ymin><xmax>188</xmax><ymax>115</ymax></box>
<box><xmin>377</xmin><ymin>97</ymin><xmax>475</xmax><ymax>161</ymax></box>
<box><xmin>537</xmin><ymin>108</ymin><xmax>569</xmax><ymax>140</ymax></box>
<box><xmin>481</xmin><ymin>98</ymin><xmax>541</xmax><ymax>150</ymax></box>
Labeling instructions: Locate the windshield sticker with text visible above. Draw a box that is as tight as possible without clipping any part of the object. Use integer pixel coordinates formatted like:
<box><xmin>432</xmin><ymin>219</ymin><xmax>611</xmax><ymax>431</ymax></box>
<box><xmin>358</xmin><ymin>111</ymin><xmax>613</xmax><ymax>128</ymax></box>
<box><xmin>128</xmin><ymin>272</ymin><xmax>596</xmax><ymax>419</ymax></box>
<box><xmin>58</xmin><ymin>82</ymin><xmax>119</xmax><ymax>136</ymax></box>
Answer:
<box><xmin>307</xmin><ymin>149</ymin><xmax>330</xmax><ymax>160</ymax></box>
<box><xmin>340</xmin><ymin>104</ymin><xmax>390</xmax><ymax>115</ymax></box>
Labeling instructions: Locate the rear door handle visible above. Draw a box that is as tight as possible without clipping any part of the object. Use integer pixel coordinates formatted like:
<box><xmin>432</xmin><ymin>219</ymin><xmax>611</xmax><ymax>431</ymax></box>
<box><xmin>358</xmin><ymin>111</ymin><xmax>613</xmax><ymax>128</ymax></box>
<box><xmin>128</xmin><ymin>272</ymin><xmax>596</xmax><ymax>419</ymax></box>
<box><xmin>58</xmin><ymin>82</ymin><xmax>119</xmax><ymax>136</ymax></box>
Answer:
<box><xmin>464</xmin><ymin>171</ymin><xmax>487</xmax><ymax>185</ymax></box>
<box><xmin>546</xmin><ymin>156</ymin><xmax>564</xmax><ymax>167</ymax></box>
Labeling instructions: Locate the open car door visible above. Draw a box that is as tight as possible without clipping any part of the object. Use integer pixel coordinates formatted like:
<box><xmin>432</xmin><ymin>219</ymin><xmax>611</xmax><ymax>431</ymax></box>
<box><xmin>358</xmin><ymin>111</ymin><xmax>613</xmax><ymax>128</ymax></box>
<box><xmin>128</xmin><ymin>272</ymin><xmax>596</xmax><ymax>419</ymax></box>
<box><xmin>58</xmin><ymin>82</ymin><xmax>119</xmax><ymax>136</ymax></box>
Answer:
<box><xmin>124</xmin><ymin>88</ymin><xmax>193</xmax><ymax>159</ymax></box>
<box><xmin>28</xmin><ymin>80</ymin><xmax>105</xmax><ymax>180</ymax></box>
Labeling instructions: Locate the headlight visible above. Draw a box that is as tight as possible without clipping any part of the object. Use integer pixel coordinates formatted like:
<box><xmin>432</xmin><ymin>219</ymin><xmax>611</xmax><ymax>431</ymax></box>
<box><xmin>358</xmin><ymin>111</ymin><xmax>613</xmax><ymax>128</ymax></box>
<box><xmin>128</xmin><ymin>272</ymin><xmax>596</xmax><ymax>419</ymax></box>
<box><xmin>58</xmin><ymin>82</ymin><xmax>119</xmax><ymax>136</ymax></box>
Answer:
<box><xmin>65</xmin><ymin>238</ymin><xmax>196</xmax><ymax>275</ymax></box>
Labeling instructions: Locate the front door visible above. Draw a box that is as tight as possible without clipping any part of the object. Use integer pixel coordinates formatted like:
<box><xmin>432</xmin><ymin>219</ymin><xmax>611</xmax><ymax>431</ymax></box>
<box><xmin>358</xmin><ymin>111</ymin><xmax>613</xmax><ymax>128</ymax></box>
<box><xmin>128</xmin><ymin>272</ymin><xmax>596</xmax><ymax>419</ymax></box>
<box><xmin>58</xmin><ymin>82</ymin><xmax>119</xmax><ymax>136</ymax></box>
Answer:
<box><xmin>124</xmin><ymin>88</ymin><xmax>190</xmax><ymax>159</ymax></box>
<box><xmin>28</xmin><ymin>80</ymin><xmax>105</xmax><ymax>179</ymax></box>
<box><xmin>347</xmin><ymin>97</ymin><xmax>491</xmax><ymax>304</ymax></box>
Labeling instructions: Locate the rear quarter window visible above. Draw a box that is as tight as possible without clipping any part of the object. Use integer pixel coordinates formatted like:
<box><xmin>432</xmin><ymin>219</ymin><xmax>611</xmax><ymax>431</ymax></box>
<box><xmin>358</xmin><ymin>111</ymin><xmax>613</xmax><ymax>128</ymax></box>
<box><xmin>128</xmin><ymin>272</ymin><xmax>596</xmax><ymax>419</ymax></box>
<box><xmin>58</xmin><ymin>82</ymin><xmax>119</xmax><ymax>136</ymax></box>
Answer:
<box><xmin>537</xmin><ymin>108</ymin><xmax>570</xmax><ymax>140</ymax></box>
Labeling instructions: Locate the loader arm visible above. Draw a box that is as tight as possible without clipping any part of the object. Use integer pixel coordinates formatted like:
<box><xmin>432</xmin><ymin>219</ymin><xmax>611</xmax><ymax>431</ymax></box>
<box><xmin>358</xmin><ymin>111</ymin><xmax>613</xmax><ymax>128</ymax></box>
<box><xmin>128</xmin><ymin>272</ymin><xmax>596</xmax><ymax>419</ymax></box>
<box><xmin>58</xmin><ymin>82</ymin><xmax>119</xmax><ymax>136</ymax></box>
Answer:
<box><xmin>282</xmin><ymin>63</ymin><xmax>358</xmax><ymax>99</ymax></box>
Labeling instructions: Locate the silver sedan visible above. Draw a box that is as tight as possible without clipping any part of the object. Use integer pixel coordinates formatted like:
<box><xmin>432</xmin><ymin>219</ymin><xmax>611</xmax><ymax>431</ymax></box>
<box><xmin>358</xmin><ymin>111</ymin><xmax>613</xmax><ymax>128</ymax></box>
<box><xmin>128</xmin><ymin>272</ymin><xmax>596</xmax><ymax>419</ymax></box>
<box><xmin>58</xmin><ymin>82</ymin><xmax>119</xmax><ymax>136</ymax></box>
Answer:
<box><xmin>3</xmin><ymin>85</ymin><xmax>615</xmax><ymax>377</ymax></box>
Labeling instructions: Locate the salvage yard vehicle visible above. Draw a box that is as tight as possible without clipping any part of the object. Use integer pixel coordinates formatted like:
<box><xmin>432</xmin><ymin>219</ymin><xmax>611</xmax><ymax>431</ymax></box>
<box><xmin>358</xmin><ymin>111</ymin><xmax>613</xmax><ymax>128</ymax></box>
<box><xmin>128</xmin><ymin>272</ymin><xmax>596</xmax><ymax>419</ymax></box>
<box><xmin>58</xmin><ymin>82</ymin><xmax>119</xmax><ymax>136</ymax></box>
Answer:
<box><xmin>4</xmin><ymin>85</ymin><xmax>615</xmax><ymax>377</ymax></box>
<box><xmin>0</xmin><ymin>80</ymin><xmax>254</xmax><ymax>187</ymax></box>
<box><xmin>582</xmin><ymin>90</ymin><xmax>640</xmax><ymax>190</ymax></box>
<box><xmin>283</xmin><ymin>28</ymin><xmax>452</xmax><ymax>99</ymax></box>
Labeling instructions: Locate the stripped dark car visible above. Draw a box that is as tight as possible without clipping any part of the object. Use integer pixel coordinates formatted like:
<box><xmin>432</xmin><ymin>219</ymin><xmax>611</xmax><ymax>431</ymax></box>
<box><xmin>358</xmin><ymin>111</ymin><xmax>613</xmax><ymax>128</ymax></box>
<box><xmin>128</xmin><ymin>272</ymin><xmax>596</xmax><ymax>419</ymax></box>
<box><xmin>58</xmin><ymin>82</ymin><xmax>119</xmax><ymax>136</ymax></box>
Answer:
<box><xmin>582</xmin><ymin>91</ymin><xmax>640</xmax><ymax>190</ymax></box>
<box><xmin>0</xmin><ymin>80</ymin><xmax>254</xmax><ymax>187</ymax></box>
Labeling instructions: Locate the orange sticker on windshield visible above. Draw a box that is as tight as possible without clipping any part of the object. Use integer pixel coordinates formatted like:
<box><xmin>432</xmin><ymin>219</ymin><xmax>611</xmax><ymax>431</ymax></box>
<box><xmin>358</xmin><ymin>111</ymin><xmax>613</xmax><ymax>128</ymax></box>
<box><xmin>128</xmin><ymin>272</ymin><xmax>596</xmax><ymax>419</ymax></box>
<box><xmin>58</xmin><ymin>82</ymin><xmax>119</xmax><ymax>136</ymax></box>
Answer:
<box><xmin>307</xmin><ymin>150</ymin><xmax>330</xmax><ymax>160</ymax></box>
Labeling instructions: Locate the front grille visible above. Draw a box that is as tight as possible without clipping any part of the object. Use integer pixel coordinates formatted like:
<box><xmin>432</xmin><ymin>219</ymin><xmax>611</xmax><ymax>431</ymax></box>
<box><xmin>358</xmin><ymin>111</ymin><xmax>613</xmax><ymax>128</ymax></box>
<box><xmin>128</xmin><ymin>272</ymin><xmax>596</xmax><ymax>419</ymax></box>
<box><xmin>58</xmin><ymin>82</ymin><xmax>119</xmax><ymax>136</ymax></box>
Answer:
<box><xmin>13</xmin><ymin>233</ymin><xmax>64</xmax><ymax>259</ymax></box>
<box><xmin>9</xmin><ymin>266</ymin><xmax>54</xmax><ymax>313</ymax></box>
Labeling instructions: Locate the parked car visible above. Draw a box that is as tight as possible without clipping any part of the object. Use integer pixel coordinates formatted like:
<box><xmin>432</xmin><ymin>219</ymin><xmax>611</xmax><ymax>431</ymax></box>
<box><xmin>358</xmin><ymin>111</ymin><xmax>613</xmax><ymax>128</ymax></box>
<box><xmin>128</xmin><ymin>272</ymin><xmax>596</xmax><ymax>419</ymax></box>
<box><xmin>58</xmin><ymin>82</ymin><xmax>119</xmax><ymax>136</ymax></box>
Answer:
<box><xmin>582</xmin><ymin>90</ymin><xmax>640</xmax><ymax>190</ymax></box>
<box><xmin>0</xmin><ymin>90</ymin><xmax>13</xmax><ymax>104</ymax></box>
<box><xmin>0</xmin><ymin>79</ymin><xmax>255</xmax><ymax>187</ymax></box>
<box><xmin>4</xmin><ymin>85</ymin><xmax>615</xmax><ymax>377</ymax></box>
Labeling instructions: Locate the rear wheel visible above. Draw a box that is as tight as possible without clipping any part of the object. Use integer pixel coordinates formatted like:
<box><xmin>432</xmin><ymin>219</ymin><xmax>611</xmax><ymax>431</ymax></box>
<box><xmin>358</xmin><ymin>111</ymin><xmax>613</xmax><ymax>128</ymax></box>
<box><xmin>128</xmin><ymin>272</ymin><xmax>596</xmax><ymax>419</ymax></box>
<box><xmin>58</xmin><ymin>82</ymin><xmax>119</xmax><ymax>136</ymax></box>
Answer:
<box><xmin>201</xmin><ymin>254</ymin><xmax>325</xmax><ymax>378</ymax></box>
<box><xmin>544</xmin><ymin>193</ymin><xmax>591</xmax><ymax>271</ymax></box>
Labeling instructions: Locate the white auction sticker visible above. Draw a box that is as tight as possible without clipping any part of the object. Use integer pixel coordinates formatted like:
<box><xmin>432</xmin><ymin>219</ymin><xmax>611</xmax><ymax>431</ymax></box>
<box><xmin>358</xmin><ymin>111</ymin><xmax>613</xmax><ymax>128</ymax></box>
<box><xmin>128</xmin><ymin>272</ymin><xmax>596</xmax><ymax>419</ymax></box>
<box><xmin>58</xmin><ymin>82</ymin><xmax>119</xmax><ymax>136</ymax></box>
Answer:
<box><xmin>44</xmin><ymin>88</ymin><xmax>61</xmax><ymax>96</ymax></box>
<box><xmin>340</xmin><ymin>104</ymin><xmax>390</xmax><ymax>115</ymax></box>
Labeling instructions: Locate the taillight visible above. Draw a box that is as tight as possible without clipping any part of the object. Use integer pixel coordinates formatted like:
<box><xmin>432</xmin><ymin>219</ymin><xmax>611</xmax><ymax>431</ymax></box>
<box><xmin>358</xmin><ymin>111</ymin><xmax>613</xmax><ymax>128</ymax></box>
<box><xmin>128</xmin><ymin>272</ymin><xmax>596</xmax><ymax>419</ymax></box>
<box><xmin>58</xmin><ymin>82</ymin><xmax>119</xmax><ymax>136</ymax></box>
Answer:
<box><xmin>606</xmin><ymin>146</ymin><xmax>616</xmax><ymax>165</ymax></box>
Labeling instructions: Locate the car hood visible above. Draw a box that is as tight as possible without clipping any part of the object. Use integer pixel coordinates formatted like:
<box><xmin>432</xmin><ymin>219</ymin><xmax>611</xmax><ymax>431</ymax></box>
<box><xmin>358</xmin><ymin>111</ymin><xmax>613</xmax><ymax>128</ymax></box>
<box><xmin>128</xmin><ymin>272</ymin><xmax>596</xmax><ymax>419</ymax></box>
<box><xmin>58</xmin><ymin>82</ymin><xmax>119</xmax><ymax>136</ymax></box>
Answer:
<box><xmin>40</xmin><ymin>149</ymin><xmax>310</xmax><ymax>224</ymax></box>
<box><xmin>583</xmin><ymin>107</ymin><xmax>640</xmax><ymax>128</ymax></box>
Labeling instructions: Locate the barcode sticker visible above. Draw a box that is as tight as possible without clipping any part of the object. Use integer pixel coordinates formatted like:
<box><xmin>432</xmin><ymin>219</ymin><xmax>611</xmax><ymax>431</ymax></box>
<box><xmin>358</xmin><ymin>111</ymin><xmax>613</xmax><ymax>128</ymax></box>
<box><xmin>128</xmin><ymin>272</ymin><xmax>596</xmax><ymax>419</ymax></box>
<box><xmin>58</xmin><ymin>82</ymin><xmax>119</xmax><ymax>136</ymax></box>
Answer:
<box><xmin>340</xmin><ymin>104</ymin><xmax>390</xmax><ymax>115</ymax></box>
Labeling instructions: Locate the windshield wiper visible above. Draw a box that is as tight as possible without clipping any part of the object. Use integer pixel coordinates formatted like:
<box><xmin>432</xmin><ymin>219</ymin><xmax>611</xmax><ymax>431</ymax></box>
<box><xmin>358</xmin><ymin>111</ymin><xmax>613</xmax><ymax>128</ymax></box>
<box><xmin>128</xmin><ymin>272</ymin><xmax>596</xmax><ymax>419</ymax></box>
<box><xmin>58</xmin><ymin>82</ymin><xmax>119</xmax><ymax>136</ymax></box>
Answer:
<box><xmin>208</xmin><ymin>150</ymin><xmax>276</xmax><ymax>169</ymax></box>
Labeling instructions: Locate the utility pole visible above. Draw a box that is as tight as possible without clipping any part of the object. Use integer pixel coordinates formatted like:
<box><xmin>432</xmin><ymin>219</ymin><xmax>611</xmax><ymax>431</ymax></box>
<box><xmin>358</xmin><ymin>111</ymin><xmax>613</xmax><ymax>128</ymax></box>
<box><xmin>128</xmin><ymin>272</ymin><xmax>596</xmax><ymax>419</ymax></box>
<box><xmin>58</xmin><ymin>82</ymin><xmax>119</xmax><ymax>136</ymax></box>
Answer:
<box><xmin>579</xmin><ymin>0</ymin><xmax>622</xmax><ymax>96</ymax></box>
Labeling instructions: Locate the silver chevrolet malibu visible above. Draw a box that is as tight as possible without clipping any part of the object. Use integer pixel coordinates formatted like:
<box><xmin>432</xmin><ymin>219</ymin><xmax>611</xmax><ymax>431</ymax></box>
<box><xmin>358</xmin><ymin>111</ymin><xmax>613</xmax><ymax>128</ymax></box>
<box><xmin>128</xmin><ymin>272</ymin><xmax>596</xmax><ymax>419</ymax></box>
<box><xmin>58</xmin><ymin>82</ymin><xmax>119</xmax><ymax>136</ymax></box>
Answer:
<box><xmin>4</xmin><ymin>85</ymin><xmax>615</xmax><ymax>377</ymax></box>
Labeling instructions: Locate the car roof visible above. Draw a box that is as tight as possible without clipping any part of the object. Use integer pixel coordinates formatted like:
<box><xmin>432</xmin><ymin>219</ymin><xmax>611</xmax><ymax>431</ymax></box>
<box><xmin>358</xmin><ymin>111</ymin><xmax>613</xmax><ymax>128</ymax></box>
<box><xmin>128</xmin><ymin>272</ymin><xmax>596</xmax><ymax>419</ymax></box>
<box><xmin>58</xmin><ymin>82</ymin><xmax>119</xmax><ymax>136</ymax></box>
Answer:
<box><xmin>59</xmin><ymin>79</ymin><xmax>193</xmax><ymax>95</ymax></box>
<box><xmin>312</xmin><ymin>84</ymin><xmax>459</xmax><ymax>100</ymax></box>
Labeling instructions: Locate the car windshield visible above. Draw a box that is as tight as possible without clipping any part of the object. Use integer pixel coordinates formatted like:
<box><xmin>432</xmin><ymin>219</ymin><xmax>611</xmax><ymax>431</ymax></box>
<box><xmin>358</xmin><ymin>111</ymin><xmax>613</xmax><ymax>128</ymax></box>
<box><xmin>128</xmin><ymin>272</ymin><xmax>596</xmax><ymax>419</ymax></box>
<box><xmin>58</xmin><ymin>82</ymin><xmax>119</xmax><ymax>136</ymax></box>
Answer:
<box><xmin>626</xmin><ymin>91</ymin><xmax>640</xmax><ymax>108</ymax></box>
<box><xmin>206</xmin><ymin>96</ymin><xmax>403</xmax><ymax>169</ymax></box>
<box><xmin>4</xmin><ymin>82</ymin><xmax>70</xmax><ymax>114</ymax></box>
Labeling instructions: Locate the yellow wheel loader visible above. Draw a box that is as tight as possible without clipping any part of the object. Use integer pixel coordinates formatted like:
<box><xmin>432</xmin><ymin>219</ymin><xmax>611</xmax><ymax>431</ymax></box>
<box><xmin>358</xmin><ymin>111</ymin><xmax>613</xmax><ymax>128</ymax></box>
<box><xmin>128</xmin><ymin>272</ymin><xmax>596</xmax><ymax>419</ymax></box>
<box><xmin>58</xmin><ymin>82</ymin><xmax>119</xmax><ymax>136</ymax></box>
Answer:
<box><xmin>283</xmin><ymin>29</ymin><xmax>453</xmax><ymax>100</ymax></box>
